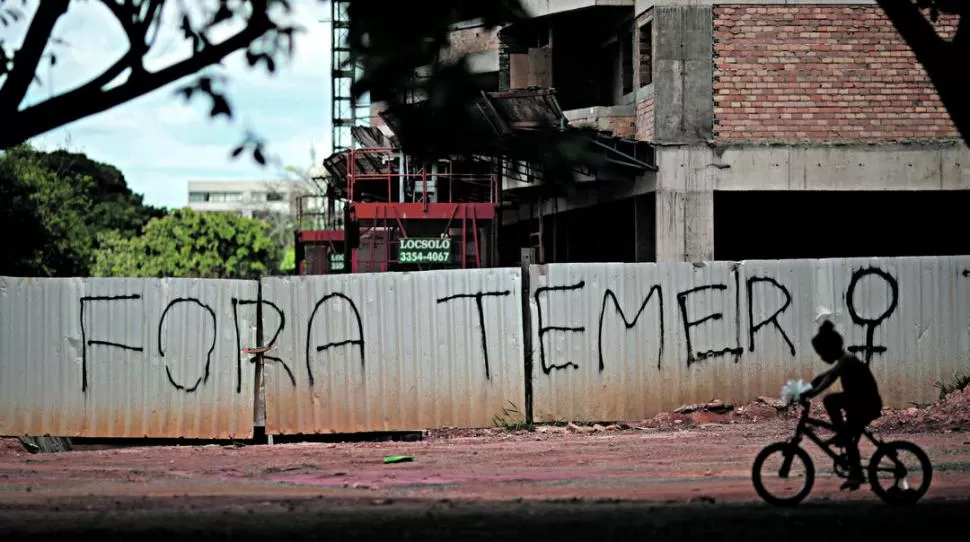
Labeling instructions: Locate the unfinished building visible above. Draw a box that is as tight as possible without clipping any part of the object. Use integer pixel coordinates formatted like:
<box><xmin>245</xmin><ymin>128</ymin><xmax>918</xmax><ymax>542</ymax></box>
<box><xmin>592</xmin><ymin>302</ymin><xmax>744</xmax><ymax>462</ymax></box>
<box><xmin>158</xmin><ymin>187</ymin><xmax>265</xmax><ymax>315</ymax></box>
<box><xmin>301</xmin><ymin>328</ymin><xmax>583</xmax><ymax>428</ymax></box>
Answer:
<box><xmin>300</xmin><ymin>0</ymin><xmax>970</xmax><ymax>274</ymax></box>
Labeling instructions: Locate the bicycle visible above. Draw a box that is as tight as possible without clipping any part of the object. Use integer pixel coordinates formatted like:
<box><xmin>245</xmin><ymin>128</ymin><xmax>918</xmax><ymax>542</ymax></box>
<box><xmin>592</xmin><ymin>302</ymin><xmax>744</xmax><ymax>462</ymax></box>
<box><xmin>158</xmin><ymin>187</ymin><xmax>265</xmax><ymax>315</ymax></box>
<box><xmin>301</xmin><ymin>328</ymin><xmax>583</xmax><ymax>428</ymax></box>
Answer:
<box><xmin>751</xmin><ymin>397</ymin><xmax>933</xmax><ymax>506</ymax></box>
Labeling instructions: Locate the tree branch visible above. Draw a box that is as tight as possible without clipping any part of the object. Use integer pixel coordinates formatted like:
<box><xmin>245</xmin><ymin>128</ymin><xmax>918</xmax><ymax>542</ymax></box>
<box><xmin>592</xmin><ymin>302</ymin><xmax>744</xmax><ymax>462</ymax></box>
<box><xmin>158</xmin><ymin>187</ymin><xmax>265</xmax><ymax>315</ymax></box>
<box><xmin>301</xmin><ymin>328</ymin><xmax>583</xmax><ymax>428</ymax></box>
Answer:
<box><xmin>0</xmin><ymin>2</ymin><xmax>273</xmax><ymax>149</ymax></box>
<box><xmin>142</xmin><ymin>0</ymin><xmax>166</xmax><ymax>50</ymax></box>
<box><xmin>0</xmin><ymin>0</ymin><xmax>70</xmax><ymax>114</ymax></box>
<box><xmin>876</xmin><ymin>0</ymin><xmax>947</xmax><ymax>57</ymax></box>
<box><xmin>99</xmin><ymin>0</ymin><xmax>150</xmax><ymax>78</ymax></box>
<box><xmin>876</xmin><ymin>0</ymin><xmax>970</xmax><ymax>144</ymax></box>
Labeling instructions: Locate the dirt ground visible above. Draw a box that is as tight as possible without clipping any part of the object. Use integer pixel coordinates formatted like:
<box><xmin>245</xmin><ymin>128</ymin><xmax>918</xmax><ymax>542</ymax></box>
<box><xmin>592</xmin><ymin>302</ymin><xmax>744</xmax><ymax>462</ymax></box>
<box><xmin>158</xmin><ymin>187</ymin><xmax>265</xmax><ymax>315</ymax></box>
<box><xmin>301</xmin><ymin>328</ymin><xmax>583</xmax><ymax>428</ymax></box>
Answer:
<box><xmin>0</xmin><ymin>389</ymin><xmax>968</xmax><ymax>538</ymax></box>
<box><xmin>2</xmin><ymin>391</ymin><xmax>969</xmax><ymax>506</ymax></box>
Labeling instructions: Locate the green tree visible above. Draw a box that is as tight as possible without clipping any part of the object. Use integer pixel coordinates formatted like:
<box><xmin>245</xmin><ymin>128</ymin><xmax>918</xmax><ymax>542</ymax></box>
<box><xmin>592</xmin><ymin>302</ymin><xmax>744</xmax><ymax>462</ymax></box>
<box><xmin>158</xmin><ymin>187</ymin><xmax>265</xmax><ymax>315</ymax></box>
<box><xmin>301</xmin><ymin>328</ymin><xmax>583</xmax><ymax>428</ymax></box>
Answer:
<box><xmin>0</xmin><ymin>144</ymin><xmax>164</xmax><ymax>276</ymax></box>
<box><xmin>0</xmin><ymin>153</ymin><xmax>48</xmax><ymax>275</ymax></box>
<box><xmin>279</xmin><ymin>246</ymin><xmax>296</xmax><ymax>274</ymax></box>
<box><xmin>93</xmin><ymin>208</ymin><xmax>281</xmax><ymax>279</ymax></box>
<box><xmin>18</xmin><ymin>146</ymin><xmax>166</xmax><ymax>237</ymax></box>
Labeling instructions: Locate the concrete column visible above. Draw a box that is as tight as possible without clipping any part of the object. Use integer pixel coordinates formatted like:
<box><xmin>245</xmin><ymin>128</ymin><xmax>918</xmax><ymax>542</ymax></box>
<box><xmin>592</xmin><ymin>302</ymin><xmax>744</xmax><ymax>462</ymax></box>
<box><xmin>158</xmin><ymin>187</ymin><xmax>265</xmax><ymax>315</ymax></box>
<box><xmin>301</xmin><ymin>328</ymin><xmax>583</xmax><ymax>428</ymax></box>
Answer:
<box><xmin>654</xmin><ymin>146</ymin><xmax>715</xmax><ymax>262</ymax></box>
<box><xmin>650</xmin><ymin>2</ymin><xmax>716</xmax><ymax>262</ymax></box>
<box><xmin>653</xmin><ymin>5</ymin><xmax>714</xmax><ymax>144</ymax></box>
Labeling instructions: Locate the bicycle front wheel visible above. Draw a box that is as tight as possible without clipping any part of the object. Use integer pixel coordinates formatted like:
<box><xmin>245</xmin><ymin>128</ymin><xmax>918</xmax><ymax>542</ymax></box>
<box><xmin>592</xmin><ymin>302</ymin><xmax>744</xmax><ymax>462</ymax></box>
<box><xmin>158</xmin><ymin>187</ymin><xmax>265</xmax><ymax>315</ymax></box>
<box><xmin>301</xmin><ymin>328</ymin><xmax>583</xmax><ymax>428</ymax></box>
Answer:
<box><xmin>868</xmin><ymin>440</ymin><xmax>933</xmax><ymax>505</ymax></box>
<box><xmin>752</xmin><ymin>441</ymin><xmax>815</xmax><ymax>506</ymax></box>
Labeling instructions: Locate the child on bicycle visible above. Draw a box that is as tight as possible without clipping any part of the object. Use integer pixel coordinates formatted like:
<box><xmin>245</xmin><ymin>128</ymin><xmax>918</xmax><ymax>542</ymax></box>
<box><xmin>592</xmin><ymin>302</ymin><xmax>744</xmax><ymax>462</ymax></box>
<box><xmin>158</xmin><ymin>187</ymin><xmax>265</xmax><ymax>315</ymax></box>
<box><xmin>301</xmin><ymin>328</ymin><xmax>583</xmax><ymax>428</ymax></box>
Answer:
<box><xmin>801</xmin><ymin>320</ymin><xmax>884</xmax><ymax>490</ymax></box>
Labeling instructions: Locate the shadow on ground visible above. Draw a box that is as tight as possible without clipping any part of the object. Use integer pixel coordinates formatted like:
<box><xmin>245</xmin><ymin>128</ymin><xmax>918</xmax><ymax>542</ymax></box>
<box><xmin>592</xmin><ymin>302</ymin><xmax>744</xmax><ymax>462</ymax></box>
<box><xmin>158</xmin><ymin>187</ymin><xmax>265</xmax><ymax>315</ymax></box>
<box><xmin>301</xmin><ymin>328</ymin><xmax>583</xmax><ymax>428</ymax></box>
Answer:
<box><xmin>0</xmin><ymin>497</ymin><xmax>968</xmax><ymax>541</ymax></box>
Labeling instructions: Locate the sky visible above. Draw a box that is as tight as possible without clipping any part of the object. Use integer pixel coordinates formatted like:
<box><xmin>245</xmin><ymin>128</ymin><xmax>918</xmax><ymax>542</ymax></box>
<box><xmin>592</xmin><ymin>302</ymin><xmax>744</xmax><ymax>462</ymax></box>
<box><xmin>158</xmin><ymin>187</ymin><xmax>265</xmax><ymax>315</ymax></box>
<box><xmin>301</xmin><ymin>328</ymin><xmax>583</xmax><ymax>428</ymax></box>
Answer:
<box><xmin>11</xmin><ymin>0</ymin><xmax>335</xmax><ymax>209</ymax></box>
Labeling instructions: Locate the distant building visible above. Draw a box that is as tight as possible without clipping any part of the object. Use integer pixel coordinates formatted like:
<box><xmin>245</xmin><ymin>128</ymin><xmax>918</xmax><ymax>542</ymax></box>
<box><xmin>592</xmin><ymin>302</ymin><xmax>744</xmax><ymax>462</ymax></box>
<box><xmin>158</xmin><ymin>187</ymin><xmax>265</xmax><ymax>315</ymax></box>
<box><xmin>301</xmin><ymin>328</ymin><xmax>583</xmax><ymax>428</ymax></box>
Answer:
<box><xmin>186</xmin><ymin>180</ymin><xmax>318</xmax><ymax>220</ymax></box>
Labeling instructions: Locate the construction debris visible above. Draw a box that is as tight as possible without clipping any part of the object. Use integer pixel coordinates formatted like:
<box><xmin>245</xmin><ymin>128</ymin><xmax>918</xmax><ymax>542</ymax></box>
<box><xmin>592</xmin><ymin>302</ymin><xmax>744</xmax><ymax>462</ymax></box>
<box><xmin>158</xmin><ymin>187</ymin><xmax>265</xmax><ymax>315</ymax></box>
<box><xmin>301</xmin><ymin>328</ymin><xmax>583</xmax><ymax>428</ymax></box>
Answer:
<box><xmin>873</xmin><ymin>386</ymin><xmax>970</xmax><ymax>433</ymax></box>
<box><xmin>673</xmin><ymin>400</ymin><xmax>734</xmax><ymax>415</ymax></box>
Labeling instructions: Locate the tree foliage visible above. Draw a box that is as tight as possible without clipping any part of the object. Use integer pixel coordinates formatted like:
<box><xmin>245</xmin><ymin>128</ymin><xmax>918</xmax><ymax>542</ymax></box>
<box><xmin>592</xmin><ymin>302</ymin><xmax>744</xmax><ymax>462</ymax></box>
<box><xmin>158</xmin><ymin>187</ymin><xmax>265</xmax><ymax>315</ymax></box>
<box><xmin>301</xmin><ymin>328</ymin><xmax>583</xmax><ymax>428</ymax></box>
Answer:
<box><xmin>345</xmin><ymin>0</ymin><xmax>611</xmax><ymax>178</ymax></box>
<box><xmin>0</xmin><ymin>153</ymin><xmax>48</xmax><ymax>275</ymax></box>
<box><xmin>93</xmin><ymin>207</ymin><xmax>281</xmax><ymax>279</ymax></box>
<box><xmin>0</xmin><ymin>144</ymin><xmax>163</xmax><ymax>276</ymax></box>
<box><xmin>0</xmin><ymin>0</ymin><xmax>301</xmax><ymax>164</ymax></box>
<box><xmin>1</xmin><ymin>0</ymin><xmax>966</xmax><ymax>169</ymax></box>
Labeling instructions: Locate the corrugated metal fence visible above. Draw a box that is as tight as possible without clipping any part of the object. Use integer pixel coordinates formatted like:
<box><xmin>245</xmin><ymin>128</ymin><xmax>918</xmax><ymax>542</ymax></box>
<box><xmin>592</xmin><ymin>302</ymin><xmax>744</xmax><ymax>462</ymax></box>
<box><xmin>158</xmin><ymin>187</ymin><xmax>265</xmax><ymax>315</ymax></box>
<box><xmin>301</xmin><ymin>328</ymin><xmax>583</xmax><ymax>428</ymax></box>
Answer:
<box><xmin>529</xmin><ymin>257</ymin><xmax>970</xmax><ymax>422</ymax></box>
<box><xmin>0</xmin><ymin>277</ymin><xmax>258</xmax><ymax>439</ymax></box>
<box><xmin>2</xmin><ymin>256</ymin><xmax>969</xmax><ymax>438</ymax></box>
<box><xmin>260</xmin><ymin>269</ymin><xmax>525</xmax><ymax>435</ymax></box>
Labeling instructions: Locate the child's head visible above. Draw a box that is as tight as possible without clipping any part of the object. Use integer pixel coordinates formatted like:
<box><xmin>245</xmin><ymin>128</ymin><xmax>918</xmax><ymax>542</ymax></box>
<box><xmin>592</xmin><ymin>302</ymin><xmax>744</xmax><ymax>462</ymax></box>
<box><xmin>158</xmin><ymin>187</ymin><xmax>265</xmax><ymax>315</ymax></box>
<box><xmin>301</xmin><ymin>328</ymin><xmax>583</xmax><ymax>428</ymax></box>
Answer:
<box><xmin>811</xmin><ymin>320</ymin><xmax>844</xmax><ymax>363</ymax></box>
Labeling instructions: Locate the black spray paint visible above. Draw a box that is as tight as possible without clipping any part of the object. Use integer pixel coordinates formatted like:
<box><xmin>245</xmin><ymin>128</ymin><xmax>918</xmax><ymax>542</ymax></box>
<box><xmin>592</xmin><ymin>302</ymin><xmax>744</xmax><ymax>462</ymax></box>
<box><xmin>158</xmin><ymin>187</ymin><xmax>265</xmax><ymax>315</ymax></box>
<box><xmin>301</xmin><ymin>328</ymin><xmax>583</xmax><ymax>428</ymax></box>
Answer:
<box><xmin>597</xmin><ymin>286</ymin><xmax>664</xmax><ymax>372</ymax></box>
<box><xmin>844</xmin><ymin>266</ymin><xmax>898</xmax><ymax>365</ymax></box>
<box><xmin>534</xmin><ymin>281</ymin><xmax>586</xmax><ymax>373</ymax></box>
<box><xmin>232</xmin><ymin>298</ymin><xmax>294</xmax><ymax>390</ymax></box>
<box><xmin>436</xmin><ymin>290</ymin><xmax>512</xmax><ymax>380</ymax></box>
<box><xmin>677</xmin><ymin>282</ymin><xmax>743</xmax><ymax>367</ymax></box>
<box><xmin>79</xmin><ymin>295</ymin><xmax>144</xmax><ymax>393</ymax></box>
<box><xmin>746</xmin><ymin>276</ymin><xmax>795</xmax><ymax>356</ymax></box>
<box><xmin>157</xmin><ymin>298</ymin><xmax>216</xmax><ymax>393</ymax></box>
<box><xmin>305</xmin><ymin>293</ymin><xmax>365</xmax><ymax>386</ymax></box>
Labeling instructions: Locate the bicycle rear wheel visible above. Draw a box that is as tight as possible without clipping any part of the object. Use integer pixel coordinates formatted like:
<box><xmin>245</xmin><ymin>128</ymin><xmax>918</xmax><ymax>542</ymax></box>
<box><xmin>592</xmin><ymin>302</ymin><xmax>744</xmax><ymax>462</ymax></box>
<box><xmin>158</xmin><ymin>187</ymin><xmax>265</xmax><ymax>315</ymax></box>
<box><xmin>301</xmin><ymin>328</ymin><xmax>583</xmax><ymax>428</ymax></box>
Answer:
<box><xmin>752</xmin><ymin>442</ymin><xmax>815</xmax><ymax>506</ymax></box>
<box><xmin>868</xmin><ymin>440</ymin><xmax>933</xmax><ymax>505</ymax></box>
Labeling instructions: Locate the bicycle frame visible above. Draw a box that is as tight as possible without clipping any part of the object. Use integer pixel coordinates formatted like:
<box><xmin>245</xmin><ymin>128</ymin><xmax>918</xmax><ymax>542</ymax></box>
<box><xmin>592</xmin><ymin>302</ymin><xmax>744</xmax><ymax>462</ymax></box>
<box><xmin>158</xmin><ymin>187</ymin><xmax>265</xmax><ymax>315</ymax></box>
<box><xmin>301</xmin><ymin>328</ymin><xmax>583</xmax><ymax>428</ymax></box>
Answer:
<box><xmin>757</xmin><ymin>400</ymin><xmax>927</xmax><ymax>505</ymax></box>
<box><xmin>783</xmin><ymin>402</ymin><xmax>884</xmax><ymax>474</ymax></box>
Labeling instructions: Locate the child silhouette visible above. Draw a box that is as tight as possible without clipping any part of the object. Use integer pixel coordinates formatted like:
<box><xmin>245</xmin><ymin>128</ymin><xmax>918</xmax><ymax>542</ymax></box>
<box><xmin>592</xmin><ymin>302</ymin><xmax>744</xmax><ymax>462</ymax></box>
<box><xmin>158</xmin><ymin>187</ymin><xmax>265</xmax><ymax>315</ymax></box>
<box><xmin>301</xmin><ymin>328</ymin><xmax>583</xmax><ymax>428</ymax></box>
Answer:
<box><xmin>802</xmin><ymin>320</ymin><xmax>884</xmax><ymax>490</ymax></box>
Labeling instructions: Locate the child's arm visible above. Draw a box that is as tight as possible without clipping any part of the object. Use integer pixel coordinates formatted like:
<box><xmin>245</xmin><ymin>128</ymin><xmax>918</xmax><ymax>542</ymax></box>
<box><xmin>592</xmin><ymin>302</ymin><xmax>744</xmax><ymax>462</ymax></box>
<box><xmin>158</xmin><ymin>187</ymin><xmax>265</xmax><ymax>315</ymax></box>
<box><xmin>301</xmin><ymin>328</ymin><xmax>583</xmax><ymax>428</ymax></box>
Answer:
<box><xmin>804</xmin><ymin>360</ymin><xmax>844</xmax><ymax>399</ymax></box>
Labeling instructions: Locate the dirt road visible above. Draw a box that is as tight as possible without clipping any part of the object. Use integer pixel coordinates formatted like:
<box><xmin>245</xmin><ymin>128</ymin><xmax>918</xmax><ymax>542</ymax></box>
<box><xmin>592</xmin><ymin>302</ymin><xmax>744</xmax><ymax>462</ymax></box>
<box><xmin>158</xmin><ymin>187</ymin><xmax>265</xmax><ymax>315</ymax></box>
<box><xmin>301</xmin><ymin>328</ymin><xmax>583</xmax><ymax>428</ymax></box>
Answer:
<box><xmin>2</xmin><ymin>410</ymin><xmax>970</xmax><ymax>539</ymax></box>
<box><xmin>1</xmin><ymin>419</ymin><xmax>968</xmax><ymax>505</ymax></box>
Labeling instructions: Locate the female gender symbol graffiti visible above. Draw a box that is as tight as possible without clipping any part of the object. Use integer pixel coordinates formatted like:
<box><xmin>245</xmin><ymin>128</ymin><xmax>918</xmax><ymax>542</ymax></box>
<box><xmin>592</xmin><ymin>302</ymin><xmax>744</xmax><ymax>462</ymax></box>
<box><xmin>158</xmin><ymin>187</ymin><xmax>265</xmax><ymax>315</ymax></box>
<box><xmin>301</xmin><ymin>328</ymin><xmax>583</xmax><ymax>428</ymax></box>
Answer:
<box><xmin>844</xmin><ymin>267</ymin><xmax>898</xmax><ymax>365</ymax></box>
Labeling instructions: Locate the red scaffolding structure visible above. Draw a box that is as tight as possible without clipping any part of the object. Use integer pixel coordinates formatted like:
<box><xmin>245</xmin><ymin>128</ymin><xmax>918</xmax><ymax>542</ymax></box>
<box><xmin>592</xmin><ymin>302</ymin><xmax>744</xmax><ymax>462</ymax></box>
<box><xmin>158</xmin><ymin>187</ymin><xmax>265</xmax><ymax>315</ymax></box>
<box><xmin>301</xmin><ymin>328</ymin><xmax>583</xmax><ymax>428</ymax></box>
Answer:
<box><xmin>344</xmin><ymin>147</ymin><xmax>500</xmax><ymax>273</ymax></box>
<box><xmin>294</xmin><ymin>193</ymin><xmax>347</xmax><ymax>275</ymax></box>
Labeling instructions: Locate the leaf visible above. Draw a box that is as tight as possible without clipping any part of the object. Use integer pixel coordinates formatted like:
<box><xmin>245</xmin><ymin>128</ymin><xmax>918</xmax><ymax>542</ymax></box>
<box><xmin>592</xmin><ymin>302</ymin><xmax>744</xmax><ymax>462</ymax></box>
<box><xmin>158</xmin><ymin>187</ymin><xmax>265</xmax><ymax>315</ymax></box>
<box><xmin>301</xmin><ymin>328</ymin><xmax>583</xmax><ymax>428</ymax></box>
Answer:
<box><xmin>230</xmin><ymin>145</ymin><xmax>245</xmax><ymax>158</ymax></box>
<box><xmin>212</xmin><ymin>2</ymin><xmax>232</xmax><ymax>25</ymax></box>
<box><xmin>179</xmin><ymin>14</ymin><xmax>193</xmax><ymax>39</ymax></box>
<box><xmin>209</xmin><ymin>94</ymin><xmax>232</xmax><ymax>118</ymax></box>
<box><xmin>253</xmin><ymin>147</ymin><xmax>266</xmax><ymax>165</ymax></box>
<box><xmin>174</xmin><ymin>84</ymin><xmax>195</xmax><ymax>100</ymax></box>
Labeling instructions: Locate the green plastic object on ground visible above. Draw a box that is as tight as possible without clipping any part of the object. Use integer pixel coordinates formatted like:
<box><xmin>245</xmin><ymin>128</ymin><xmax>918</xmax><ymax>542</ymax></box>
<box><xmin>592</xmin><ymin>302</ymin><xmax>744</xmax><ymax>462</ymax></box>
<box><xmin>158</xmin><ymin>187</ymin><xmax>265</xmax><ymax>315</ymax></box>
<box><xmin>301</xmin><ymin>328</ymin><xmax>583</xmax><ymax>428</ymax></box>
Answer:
<box><xmin>383</xmin><ymin>455</ymin><xmax>414</xmax><ymax>464</ymax></box>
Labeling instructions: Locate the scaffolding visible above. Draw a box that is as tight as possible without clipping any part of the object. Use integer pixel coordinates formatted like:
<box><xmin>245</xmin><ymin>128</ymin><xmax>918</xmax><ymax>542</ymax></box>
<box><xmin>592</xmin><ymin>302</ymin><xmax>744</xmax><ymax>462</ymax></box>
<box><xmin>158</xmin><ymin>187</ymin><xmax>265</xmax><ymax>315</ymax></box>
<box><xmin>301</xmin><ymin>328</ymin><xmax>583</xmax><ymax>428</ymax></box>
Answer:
<box><xmin>343</xmin><ymin>148</ymin><xmax>500</xmax><ymax>272</ymax></box>
<box><xmin>330</xmin><ymin>0</ymin><xmax>369</xmax><ymax>154</ymax></box>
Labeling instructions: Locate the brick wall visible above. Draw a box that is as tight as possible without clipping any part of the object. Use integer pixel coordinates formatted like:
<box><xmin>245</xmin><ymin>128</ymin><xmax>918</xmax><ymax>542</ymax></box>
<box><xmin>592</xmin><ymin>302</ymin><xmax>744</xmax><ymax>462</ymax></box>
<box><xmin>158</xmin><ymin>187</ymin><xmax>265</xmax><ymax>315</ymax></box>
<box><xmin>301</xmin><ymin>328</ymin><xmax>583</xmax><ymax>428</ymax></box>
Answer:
<box><xmin>713</xmin><ymin>5</ymin><xmax>959</xmax><ymax>143</ymax></box>
<box><xmin>441</xmin><ymin>26</ymin><xmax>500</xmax><ymax>63</ymax></box>
<box><xmin>567</xmin><ymin>109</ymin><xmax>637</xmax><ymax>139</ymax></box>
<box><xmin>636</xmin><ymin>92</ymin><xmax>654</xmax><ymax>141</ymax></box>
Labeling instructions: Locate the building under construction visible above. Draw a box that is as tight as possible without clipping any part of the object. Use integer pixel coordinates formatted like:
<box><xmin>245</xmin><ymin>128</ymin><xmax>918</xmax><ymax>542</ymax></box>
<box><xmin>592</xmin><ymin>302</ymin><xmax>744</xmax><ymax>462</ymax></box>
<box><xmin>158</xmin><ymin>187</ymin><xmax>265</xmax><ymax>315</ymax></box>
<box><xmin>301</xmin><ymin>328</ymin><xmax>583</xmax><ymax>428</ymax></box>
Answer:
<box><xmin>297</xmin><ymin>88</ymin><xmax>654</xmax><ymax>274</ymax></box>
<box><xmin>296</xmin><ymin>0</ymin><xmax>970</xmax><ymax>275</ymax></box>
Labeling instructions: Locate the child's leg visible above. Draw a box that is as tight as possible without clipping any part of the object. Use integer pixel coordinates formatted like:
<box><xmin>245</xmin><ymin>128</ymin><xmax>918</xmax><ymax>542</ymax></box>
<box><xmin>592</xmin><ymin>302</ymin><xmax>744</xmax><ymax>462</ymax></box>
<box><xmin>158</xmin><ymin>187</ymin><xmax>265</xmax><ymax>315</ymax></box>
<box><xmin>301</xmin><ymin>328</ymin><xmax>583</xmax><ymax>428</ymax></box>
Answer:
<box><xmin>823</xmin><ymin>392</ymin><xmax>848</xmax><ymax>439</ymax></box>
<box><xmin>843</xmin><ymin>409</ymin><xmax>868</xmax><ymax>479</ymax></box>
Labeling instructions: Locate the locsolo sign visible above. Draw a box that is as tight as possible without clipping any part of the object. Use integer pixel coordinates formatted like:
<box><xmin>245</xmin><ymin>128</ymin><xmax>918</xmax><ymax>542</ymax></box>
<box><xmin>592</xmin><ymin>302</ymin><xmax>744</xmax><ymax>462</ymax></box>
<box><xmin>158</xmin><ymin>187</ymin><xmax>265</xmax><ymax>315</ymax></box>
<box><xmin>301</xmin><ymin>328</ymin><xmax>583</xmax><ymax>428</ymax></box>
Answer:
<box><xmin>399</xmin><ymin>237</ymin><xmax>452</xmax><ymax>264</ymax></box>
